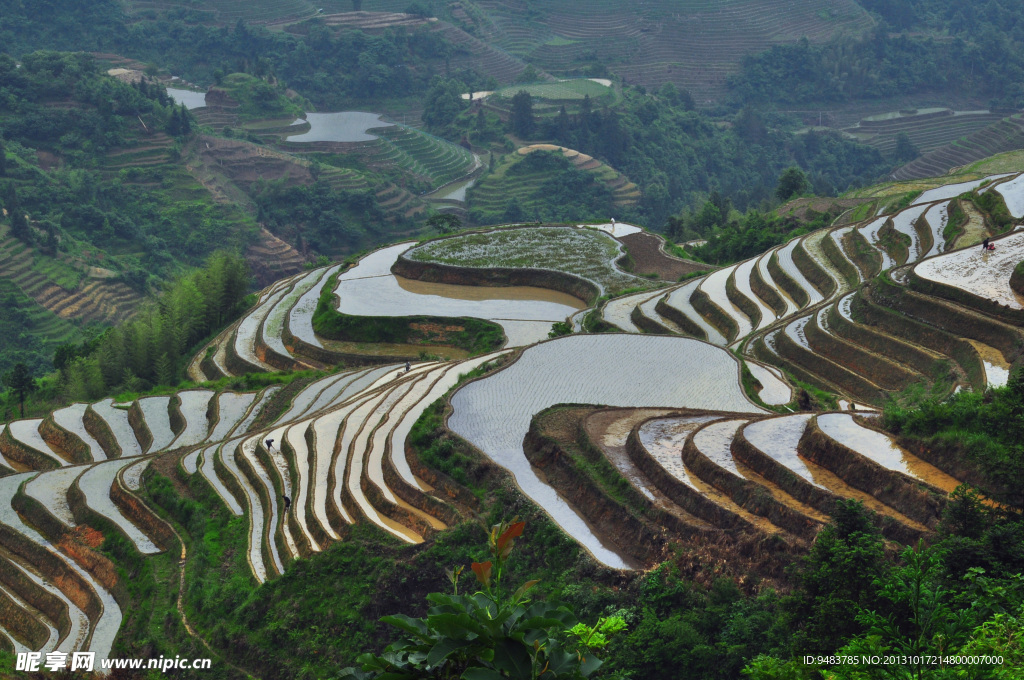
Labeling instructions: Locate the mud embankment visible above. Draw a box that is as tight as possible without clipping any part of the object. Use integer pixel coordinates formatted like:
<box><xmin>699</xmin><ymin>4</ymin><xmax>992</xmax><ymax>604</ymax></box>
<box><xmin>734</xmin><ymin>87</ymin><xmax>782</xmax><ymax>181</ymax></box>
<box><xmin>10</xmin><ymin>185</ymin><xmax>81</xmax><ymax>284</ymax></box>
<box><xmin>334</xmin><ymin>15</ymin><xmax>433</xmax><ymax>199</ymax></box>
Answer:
<box><xmin>127</xmin><ymin>403</ymin><xmax>154</xmax><ymax>454</ymax></box>
<box><xmin>799</xmin><ymin>419</ymin><xmax>945</xmax><ymax>529</ymax></box>
<box><xmin>726</xmin><ymin>272</ymin><xmax>763</xmax><ymax>330</ymax></box>
<box><xmin>793</xmin><ymin>241</ymin><xmax>836</xmax><ymax>298</ymax></box>
<box><xmin>681</xmin><ymin>428</ymin><xmax>822</xmax><ymax>541</ymax></box>
<box><xmin>804</xmin><ymin>315</ymin><xmax>920</xmax><ymax>391</ymax></box>
<box><xmin>731</xmin><ymin>425</ymin><xmax>924</xmax><ymax>545</ymax></box>
<box><xmin>655</xmin><ymin>297</ymin><xmax>708</xmax><ymax>340</ymax></box>
<box><xmin>393</xmin><ymin>256</ymin><xmax>598</xmax><ymax>306</ymax></box>
<box><xmin>909</xmin><ymin>267</ymin><xmax>1024</xmax><ymax>327</ymax></box>
<box><xmin>83</xmin><ymin>407</ymin><xmax>120</xmax><ymax>458</ymax></box>
<box><xmin>524</xmin><ymin>421</ymin><xmax>670</xmax><ymax>567</ymax></box>
<box><xmin>856</xmin><ymin>284</ymin><xmax>986</xmax><ymax>390</ymax></box>
<box><xmin>690</xmin><ymin>288</ymin><xmax>738</xmax><ymax>341</ymax></box>
<box><xmin>842</xmin><ymin>229</ymin><xmax>882</xmax><ymax>280</ymax></box>
<box><xmin>820</xmin><ymin>232</ymin><xmax>861</xmax><ymax>289</ymax></box>
<box><xmin>39</xmin><ymin>417</ymin><xmax>90</xmax><ymax>465</ymax></box>
<box><xmin>0</xmin><ymin>427</ymin><xmax>60</xmax><ymax>471</ymax></box>
<box><xmin>775</xmin><ymin>327</ymin><xmax>886</xmax><ymax>404</ymax></box>
<box><xmin>767</xmin><ymin>251</ymin><xmax>809</xmax><ymax>308</ymax></box>
<box><xmin>827</xmin><ymin>304</ymin><xmax>947</xmax><ymax>379</ymax></box>
<box><xmin>750</xmin><ymin>262</ymin><xmax>787</xmax><ymax>317</ymax></box>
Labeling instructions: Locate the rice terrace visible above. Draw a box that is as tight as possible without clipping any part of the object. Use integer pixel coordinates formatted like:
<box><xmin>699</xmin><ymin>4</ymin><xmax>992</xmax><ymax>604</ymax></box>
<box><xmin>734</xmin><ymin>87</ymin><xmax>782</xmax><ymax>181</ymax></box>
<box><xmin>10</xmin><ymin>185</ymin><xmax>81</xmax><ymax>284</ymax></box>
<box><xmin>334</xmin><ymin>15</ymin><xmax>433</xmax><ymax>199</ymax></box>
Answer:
<box><xmin>3</xmin><ymin>1</ymin><xmax>1024</xmax><ymax>679</ymax></box>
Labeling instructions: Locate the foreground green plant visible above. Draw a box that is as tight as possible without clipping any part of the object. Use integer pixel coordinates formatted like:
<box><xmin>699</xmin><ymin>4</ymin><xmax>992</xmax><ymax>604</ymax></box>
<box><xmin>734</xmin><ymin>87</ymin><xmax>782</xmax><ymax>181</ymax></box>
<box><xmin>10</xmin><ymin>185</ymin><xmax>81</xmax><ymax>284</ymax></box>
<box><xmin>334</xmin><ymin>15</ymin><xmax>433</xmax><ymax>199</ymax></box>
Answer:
<box><xmin>340</xmin><ymin>520</ymin><xmax>625</xmax><ymax>679</ymax></box>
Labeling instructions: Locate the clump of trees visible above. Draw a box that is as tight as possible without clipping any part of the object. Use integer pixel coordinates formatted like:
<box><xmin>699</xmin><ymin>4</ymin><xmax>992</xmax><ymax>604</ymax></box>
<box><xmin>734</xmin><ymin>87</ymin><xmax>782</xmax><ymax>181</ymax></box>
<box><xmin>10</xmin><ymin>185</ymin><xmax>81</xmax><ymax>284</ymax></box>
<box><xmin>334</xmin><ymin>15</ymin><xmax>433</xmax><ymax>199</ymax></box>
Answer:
<box><xmin>56</xmin><ymin>252</ymin><xmax>251</xmax><ymax>399</ymax></box>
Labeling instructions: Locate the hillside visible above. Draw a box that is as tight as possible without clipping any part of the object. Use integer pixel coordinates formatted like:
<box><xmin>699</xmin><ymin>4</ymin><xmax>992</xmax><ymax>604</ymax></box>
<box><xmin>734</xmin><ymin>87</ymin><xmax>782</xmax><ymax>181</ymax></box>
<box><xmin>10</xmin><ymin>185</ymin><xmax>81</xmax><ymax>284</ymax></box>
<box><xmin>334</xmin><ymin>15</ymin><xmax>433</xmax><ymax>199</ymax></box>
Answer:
<box><xmin>465</xmin><ymin>146</ymin><xmax>637</xmax><ymax>224</ymax></box>
<box><xmin>2</xmin><ymin>158</ymin><xmax>1023</xmax><ymax>675</ymax></box>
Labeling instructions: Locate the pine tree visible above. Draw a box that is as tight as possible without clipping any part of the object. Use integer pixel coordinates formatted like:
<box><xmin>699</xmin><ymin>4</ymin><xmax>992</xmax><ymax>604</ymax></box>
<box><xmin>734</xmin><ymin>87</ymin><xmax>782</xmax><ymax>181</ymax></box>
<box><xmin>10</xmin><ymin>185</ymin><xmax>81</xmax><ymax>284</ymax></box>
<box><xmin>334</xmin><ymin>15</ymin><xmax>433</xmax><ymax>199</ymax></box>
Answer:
<box><xmin>166</xmin><ymin>107</ymin><xmax>181</xmax><ymax>136</ymax></box>
<box><xmin>0</xmin><ymin>138</ymin><xmax>7</xmax><ymax>177</ymax></box>
<box><xmin>180</xmin><ymin>104</ymin><xmax>192</xmax><ymax>134</ymax></box>
<box><xmin>155</xmin><ymin>352</ymin><xmax>174</xmax><ymax>387</ymax></box>
<box><xmin>509</xmin><ymin>90</ymin><xmax>535</xmax><ymax>138</ymax></box>
<box><xmin>3</xmin><ymin>363</ymin><xmax>36</xmax><ymax>418</ymax></box>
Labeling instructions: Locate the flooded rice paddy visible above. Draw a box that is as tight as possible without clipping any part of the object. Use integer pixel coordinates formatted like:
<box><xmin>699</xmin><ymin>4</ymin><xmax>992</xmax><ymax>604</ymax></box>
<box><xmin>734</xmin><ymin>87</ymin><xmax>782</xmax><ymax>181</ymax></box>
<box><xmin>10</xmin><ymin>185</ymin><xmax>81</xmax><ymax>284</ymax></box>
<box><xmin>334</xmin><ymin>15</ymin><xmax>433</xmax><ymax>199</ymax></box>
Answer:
<box><xmin>285</xmin><ymin>112</ymin><xmax>393</xmax><ymax>143</ymax></box>
<box><xmin>448</xmin><ymin>335</ymin><xmax>764</xmax><ymax>569</ymax></box>
<box><xmin>914</xmin><ymin>231</ymin><xmax>1024</xmax><ymax>309</ymax></box>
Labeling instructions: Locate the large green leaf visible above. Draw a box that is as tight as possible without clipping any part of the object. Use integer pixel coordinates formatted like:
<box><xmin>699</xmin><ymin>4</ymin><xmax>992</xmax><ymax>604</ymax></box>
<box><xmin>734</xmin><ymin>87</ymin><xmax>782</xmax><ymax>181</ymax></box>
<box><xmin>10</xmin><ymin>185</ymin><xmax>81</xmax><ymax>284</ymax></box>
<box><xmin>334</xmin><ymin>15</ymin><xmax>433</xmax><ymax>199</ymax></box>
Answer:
<box><xmin>462</xmin><ymin>668</ymin><xmax>503</xmax><ymax>680</ymax></box>
<box><xmin>381</xmin><ymin>614</ymin><xmax>431</xmax><ymax>641</ymax></box>
<box><xmin>425</xmin><ymin>638</ymin><xmax>476</xmax><ymax>667</ymax></box>
<box><xmin>580</xmin><ymin>653</ymin><xmax>603</xmax><ymax>677</ymax></box>
<box><xmin>429</xmin><ymin>612</ymin><xmax>489</xmax><ymax>640</ymax></box>
<box><xmin>492</xmin><ymin>638</ymin><xmax>533</xmax><ymax>678</ymax></box>
<box><xmin>541</xmin><ymin>641</ymin><xmax>578</xmax><ymax>677</ymax></box>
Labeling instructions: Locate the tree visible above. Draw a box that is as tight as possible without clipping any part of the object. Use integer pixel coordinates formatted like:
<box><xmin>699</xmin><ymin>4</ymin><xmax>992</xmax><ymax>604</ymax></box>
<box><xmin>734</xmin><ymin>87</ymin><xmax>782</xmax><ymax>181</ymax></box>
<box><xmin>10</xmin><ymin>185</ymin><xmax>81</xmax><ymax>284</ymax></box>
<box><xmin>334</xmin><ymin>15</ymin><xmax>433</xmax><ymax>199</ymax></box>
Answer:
<box><xmin>893</xmin><ymin>131</ymin><xmax>919</xmax><ymax>163</ymax></box>
<box><xmin>426</xmin><ymin>213</ymin><xmax>462</xmax><ymax>234</ymax></box>
<box><xmin>788</xmin><ymin>500</ymin><xmax>887</xmax><ymax>656</ymax></box>
<box><xmin>0</xmin><ymin>138</ymin><xmax>6</xmax><ymax>177</ymax></box>
<box><xmin>4</xmin><ymin>363</ymin><xmax>36</xmax><ymax>417</ymax></box>
<box><xmin>179</xmin><ymin>103</ymin><xmax>192</xmax><ymax>135</ymax></box>
<box><xmin>510</xmin><ymin>90</ymin><xmax>535</xmax><ymax>138</ymax></box>
<box><xmin>340</xmin><ymin>520</ymin><xmax>626</xmax><ymax>679</ymax></box>
<box><xmin>422</xmin><ymin>78</ymin><xmax>468</xmax><ymax>130</ymax></box>
<box><xmin>775</xmin><ymin>167</ymin><xmax>809</xmax><ymax>202</ymax></box>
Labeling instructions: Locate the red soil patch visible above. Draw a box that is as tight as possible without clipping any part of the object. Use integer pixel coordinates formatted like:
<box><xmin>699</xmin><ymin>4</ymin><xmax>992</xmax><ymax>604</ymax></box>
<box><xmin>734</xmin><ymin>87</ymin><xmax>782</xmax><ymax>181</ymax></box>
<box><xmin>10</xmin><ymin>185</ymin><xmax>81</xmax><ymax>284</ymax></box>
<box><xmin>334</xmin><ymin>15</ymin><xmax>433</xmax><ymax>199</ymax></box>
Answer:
<box><xmin>620</xmin><ymin>232</ymin><xmax>713</xmax><ymax>281</ymax></box>
<box><xmin>67</xmin><ymin>525</ymin><xmax>105</xmax><ymax>549</ymax></box>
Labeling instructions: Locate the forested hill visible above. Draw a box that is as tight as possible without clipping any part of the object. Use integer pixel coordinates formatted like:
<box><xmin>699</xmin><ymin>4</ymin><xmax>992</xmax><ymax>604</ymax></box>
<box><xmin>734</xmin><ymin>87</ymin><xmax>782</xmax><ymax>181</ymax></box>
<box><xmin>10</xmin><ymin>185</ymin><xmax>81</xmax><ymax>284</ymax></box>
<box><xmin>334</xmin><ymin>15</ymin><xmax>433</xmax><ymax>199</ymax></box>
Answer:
<box><xmin>730</xmin><ymin>0</ymin><xmax>1024</xmax><ymax>109</ymax></box>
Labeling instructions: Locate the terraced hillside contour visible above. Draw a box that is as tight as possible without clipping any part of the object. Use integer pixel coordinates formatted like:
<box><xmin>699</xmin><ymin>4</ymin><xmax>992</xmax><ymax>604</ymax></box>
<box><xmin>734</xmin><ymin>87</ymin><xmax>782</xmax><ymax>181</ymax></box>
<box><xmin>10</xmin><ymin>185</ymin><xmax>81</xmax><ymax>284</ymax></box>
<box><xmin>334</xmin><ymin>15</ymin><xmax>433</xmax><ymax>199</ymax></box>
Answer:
<box><xmin>4</xmin><ymin>173</ymin><xmax>1021</xmax><ymax>659</ymax></box>
<box><xmin>454</xmin><ymin>0</ymin><xmax>873</xmax><ymax>101</ymax></box>
<box><xmin>893</xmin><ymin>114</ymin><xmax>1024</xmax><ymax>181</ymax></box>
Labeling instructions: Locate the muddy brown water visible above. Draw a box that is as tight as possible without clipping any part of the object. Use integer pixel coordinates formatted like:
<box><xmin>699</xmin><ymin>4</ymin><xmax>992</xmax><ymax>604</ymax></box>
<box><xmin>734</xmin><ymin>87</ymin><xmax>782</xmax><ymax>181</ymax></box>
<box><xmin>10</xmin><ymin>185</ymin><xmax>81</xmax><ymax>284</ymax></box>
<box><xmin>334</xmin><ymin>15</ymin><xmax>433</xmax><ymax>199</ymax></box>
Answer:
<box><xmin>639</xmin><ymin>415</ymin><xmax>788</xmax><ymax>534</ymax></box>
<box><xmin>395</xmin><ymin>276</ymin><xmax>587</xmax><ymax>307</ymax></box>
<box><xmin>966</xmin><ymin>339</ymin><xmax>1011</xmax><ymax>388</ymax></box>
<box><xmin>818</xmin><ymin>414</ymin><xmax>961</xmax><ymax>493</ymax></box>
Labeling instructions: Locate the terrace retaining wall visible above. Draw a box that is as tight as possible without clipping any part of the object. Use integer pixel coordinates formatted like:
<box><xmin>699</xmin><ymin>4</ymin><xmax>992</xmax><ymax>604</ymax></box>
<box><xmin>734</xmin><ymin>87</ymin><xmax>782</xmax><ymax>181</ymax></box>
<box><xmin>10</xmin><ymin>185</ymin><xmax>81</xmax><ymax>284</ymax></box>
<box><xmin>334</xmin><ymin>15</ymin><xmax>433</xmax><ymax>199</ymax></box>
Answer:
<box><xmin>655</xmin><ymin>298</ymin><xmax>708</xmax><ymax>340</ymax></box>
<box><xmin>630</xmin><ymin>305</ymin><xmax>674</xmax><ymax>334</ymax></box>
<box><xmin>804</xmin><ymin>314</ymin><xmax>920</xmax><ymax>391</ymax></box>
<box><xmin>0</xmin><ymin>588</ymin><xmax>48</xmax><ymax>649</ymax></box>
<box><xmin>799</xmin><ymin>419</ymin><xmax>945</xmax><ymax>529</ymax></box>
<box><xmin>726</xmin><ymin>271</ymin><xmax>763</xmax><ymax>330</ymax></box>
<box><xmin>40</xmin><ymin>417</ymin><xmax>90</xmax><ymax>465</ymax></box>
<box><xmin>750</xmin><ymin>263</ymin><xmax>787</xmax><ymax>317</ymax></box>
<box><xmin>767</xmin><ymin>252</ymin><xmax>809</xmax><ymax>309</ymax></box>
<box><xmin>110</xmin><ymin>474</ymin><xmax>175</xmax><ymax>553</ymax></box>
<box><xmin>821</xmin><ymin>232</ymin><xmax>861</xmax><ymax>288</ymax></box>
<box><xmin>843</xmin><ymin>229</ymin><xmax>882</xmax><ymax>280</ymax></box>
<box><xmin>127</xmin><ymin>403</ymin><xmax>153</xmax><ymax>454</ymax></box>
<box><xmin>524</xmin><ymin>422</ymin><xmax>672</xmax><ymax>567</ymax></box>
<box><xmin>0</xmin><ymin>427</ymin><xmax>60</xmax><ymax>471</ymax></box>
<box><xmin>827</xmin><ymin>304</ymin><xmax>947</xmax><ymax>379</ymax></box>
<box><xmin>732</xmin><ymin>424</ymin><xmax>923</xmax><ymax>545</ymax></box>
<box><xmin>874</xmin><ymin>276</ymin><xmax>1024</xmax><ymax>362</ymax></box>
<box><xmin>0</xmin><ymin>550</ymin><xmax>71</xmax><ymax>644</ymax></box>
<box><xmin>624</xmin><ymin>422</ymin><xmax>755</xmax><ymax>534</ymax></box>
<box><xmin>909</xmin><ymin>268</ymin><xmax>1024</xmax><ymax>327</ymax></box>
<box><xmin>793</xmin><ymin>241</ymin><xmax>837</xmax><ymax>298</ymax></box>
<box><xmin>84</xmin><ymin>407</ymin><xmax>121</xmax><ymax>458</ymax></box>
<box><xmin>776</xmin><ymin>328</ymin><xmax>886</xmax><ymax>404</ymax></box>
<box><xmin>393</xmin><ymin>255</ymin><xmax>599</xmax><ymax>305</ymax></box>
<box><xmin>691</xmin><ymin>288</ymin><xmax>737</xmax><ymax>342</ymax></box>
<box><xmin>857</xmin><ymin>285</ymin><xmax>986</xmax><ymax>390</ymax></box>
<box><xmin>681</xmin><ymin>427</ymin><xmax>821</xmax><ymax>542</ymax></box>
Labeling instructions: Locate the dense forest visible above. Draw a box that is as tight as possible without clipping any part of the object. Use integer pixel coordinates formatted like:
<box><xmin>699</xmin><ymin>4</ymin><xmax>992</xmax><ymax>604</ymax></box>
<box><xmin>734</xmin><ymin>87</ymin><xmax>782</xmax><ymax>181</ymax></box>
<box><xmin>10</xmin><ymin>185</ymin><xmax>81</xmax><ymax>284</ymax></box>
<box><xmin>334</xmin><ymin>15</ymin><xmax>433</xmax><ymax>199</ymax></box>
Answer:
<box><xmin>730</xmin><ymin>1</ymin><xmax>1024</xmax><ymax>109</ymax></box>
<box><xmin>0</xmin><ymin>52</ymin><xmax>254</xmax><ymax>278</ymax></box>
<box><xmin>0</xmin><ymin>0</ymin><xmax>483</xmax><ymax>109</ymax></box>
<box><xmin>434</xmin><ymin>87</ymin><xmax>893</xmax><ymax>226</ymax></box>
